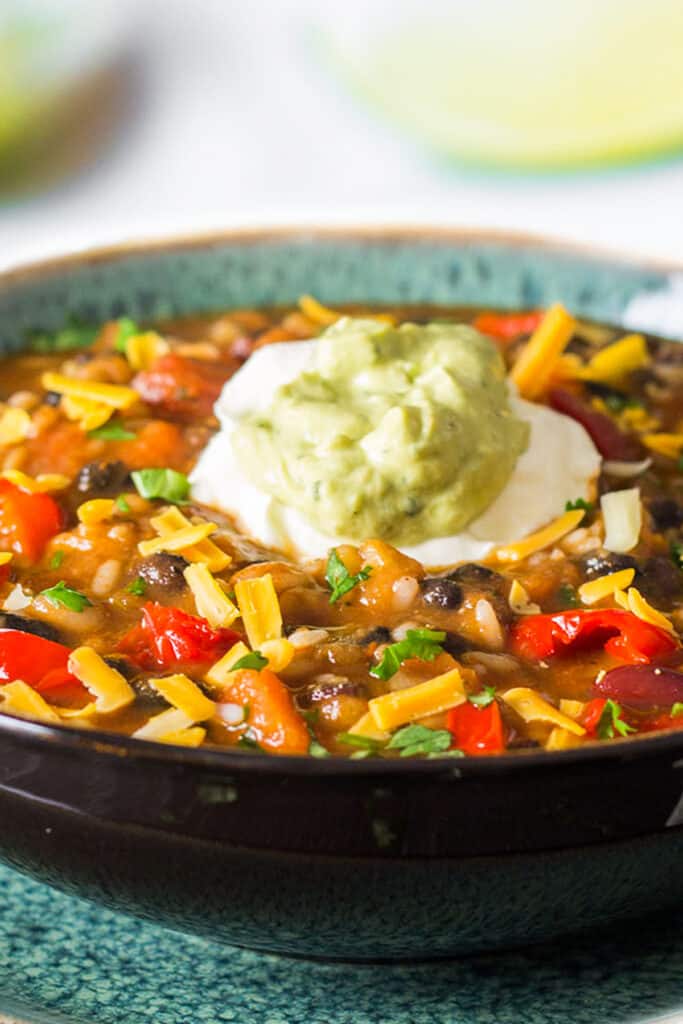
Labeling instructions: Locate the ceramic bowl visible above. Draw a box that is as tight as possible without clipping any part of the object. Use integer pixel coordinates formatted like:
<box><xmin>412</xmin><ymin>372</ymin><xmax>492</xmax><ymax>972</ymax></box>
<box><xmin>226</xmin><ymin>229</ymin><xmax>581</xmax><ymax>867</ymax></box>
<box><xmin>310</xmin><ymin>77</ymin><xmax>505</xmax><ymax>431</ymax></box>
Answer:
<box><xmin>1</xmin><ymin>228</ymin><xmax>683</xmax><ymax>961</ymax></box>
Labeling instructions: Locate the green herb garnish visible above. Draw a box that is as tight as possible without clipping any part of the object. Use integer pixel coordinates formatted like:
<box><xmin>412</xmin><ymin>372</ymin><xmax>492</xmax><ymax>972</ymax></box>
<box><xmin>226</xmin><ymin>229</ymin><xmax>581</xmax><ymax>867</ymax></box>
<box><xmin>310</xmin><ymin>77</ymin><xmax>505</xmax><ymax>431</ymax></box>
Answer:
<box><xmin>115</xmin><ymin>494</ymin><xmax>131</xmax><ymax>513</ymax></box>
<box><xmin>325</xmin><ymin>548</ymin><xmax>372</xmax><ymax>604</ymax></box>
<box><xmin>602</xmin><ymin>392</ymin><xmax>640</xmax><ymax>414</ymax></box>
<box><xmin>40</xmin><ymin>581</ymin><xmax>92</xmax><ymax>613</ymax></box>
<box><xmin>49</xmin><ymin>550</ymin><xmax>64</xmax><ymax>570</ymax></box>
<box><xmin>370</xmin><ymin>628</ymin><xmax>446</xmax><ymax>681</ymax></box>
<box><xmin>387</xmin><ymin>724</ymin><xmax>452</xmax><ymax>758</ymax></box>
<box><xmin>309</xmin><ymin>740</ymin><xmax>330</xmax><ymax>758</ymax></box>
<box><xmin>114</xmin><ymin>317</ymin><xmax>140</xmax><ymax>353</ymax></box>
<box><xmin>468</xmin><ymin>685</ymin><xmax>496</xmax><ymax>708</ymax></box>
<box><xmin>557</xmin><ymin>582</ymin><xmax>580</xmax><ymax>608</ymax></box>
<box><xmin>672</xmin><ymin>702</ymin><xmax>683</xmax><ymax>718</ymax></box>
<box><xmin>89</xmin><ymin>421</ymin><xmax>137</xmax><ymax>441</ymax></box>
<box><xmin>671</xmin><ymin>542</ymin><xmax>683</xmax><ymax>570</ymax></box>
<box><xmin>131</xmin><ymin>468</ymin><xmax>190</xmax><ymax>504</ymax></box>
<box><xmin>597</xmin><ymin>699</ymin><xmax>636</xmax><ymax>740</ymax></box>
<box><xmin>231</xmin><ymin>651</ymin><xmax>268</xmax><ymax>671</ymax></box>
<box><xmin>337</xmin><ymin>733</ymin><xmax>384</xmax><ymax>753</ymax></box>
<box><xmin>29</xmin><ymin>320</ymin><xmax>99</xmax><ymax>354</ymax></box>
<box><xmin>565</xmin><ymin>498</ymin><xmax>594</xmax><ymax>513</ymax></box>
<box><xmin>237</xmin><ymin>732</ymin><xmax>263</xmax><ymax>751</ymax></box>
<box><xmin>126</xmin><ymin>576</ymin><xmax>146</xmax><ymax>596</ymax></box>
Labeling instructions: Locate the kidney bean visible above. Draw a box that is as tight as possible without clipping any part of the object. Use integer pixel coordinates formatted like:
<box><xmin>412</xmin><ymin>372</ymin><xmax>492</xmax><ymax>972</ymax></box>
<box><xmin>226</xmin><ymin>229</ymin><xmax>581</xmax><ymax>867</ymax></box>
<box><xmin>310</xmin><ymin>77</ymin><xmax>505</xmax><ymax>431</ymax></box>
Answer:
<box><xmin>594</xmin><ymin>664</ymin><xmax>683</xmax><ymax>709</ymax></box>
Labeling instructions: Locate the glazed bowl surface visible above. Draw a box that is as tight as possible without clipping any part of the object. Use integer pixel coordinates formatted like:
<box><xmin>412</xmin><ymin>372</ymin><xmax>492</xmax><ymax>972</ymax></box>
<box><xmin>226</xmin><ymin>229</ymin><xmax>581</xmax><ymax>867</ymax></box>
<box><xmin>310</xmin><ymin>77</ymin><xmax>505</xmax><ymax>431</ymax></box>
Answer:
<box><xmin>1</xmin><ymin>227</ymin><xmax>683</xmax><ymax>960</ymax></box>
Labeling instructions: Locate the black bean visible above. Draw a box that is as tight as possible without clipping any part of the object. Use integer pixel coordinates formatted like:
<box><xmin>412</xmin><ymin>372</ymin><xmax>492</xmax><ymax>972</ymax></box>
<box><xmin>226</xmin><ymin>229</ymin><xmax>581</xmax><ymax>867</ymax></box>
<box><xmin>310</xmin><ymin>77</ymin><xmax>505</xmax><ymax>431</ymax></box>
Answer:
<box><xmin>103</xmin><ymin>655</ymin><xmax>140</xmax><ymax>681</ymax></box>
<box><xmin>441</xmin><ymin>632</ymin><xmax>470</xmax><ymax>657</ymax></box>
<box><xmin>0</xmin><ymin>615</ymin><xmax>62</xmax><ymax>643</ymax></box>
<box><xmin>76</xmin><ymin>460</ymin><xmax>130</xmax><ymax>496</ymax></box>
<box><xmin>138</xmin><ymin>553</ymin><xmax>189</xmax><ymax>592</ymax></box>
<box><xmin>297</xmin><ymin>679</ymin><xmax>368</xmax><ymax>708</ymax></box>
<box><xmin>648</xmin><ymin>498</ymin><xmax>683</xmax><ymax>532</ymax></box>
<box><xmin>420</xmin><ymin>577</ymin><xmax>464</xmax><ymax>610</ymax></box>
<box><xmin>360</xmin><ymin>626</ymin><xmax>392</xmax><ymax>646</ymax></box>
<box><xmin>447</xmin><ymin>563</ymin><xmax>499</xmax><ymax>584</ymax></box>
<box><xmin>582</xmin><ymin>552</ymin><xmax>640</xmax><ymax>579</ymax></box>
<box><xmin>507</xmin><ymin>737</ymin><xmax>541</xmax><ymax>750</ymax></box>
<box><xmin>43</xmin><ymin>390</ymin><xmax>62</xmax><ymax>407</ymax></box>
<box><xmin>639</xmin><ymin>556</ymin><xmax>683</xmax><ymax>603</ymax></box>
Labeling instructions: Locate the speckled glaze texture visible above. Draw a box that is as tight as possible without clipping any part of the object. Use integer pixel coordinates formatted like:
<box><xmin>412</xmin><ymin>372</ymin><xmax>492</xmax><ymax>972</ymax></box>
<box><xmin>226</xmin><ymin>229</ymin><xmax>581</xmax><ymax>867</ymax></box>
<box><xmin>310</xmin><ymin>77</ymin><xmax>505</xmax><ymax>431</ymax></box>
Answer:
<box><xmin>0</xmin><ymin>230</ymin><xmax>682</xmax><ymax>973</ymax></box>
<box><xmin>1</xmin><ymin>861</ymin><xmax>683</xmax><ymax>1024</ymax></box>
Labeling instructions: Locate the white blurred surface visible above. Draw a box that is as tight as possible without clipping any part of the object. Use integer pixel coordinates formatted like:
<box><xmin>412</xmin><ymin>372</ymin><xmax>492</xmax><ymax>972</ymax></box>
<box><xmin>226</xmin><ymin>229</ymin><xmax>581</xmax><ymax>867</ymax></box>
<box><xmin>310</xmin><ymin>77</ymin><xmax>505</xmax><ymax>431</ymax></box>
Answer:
<box><xmin>1</xmin><ymin>0</ymin><xmax>683</xmax><ymax>269</ymax></box>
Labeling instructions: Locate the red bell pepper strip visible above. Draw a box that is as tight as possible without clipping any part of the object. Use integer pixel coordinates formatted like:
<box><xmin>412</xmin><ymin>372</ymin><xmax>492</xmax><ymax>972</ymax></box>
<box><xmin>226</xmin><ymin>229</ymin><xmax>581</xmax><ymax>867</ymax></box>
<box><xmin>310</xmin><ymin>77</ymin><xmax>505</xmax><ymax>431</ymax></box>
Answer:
<box><xmin>446</xmin><ymin>700</ymin><xmax>506</xmax><ymax>755</ymax></box>
<box><xmin>472</xmin><ymin>311</ymin><xmax>544</xmax><ymax>343</ymax></box>
<box><xmin>580</xmin><ymin>697</ymin><xmax>608</xmax><ymax>737</ymax></box>
<box><xmin>0</xmin><ymin>480</ymin><xmax>64</xmax><ymax>563</ymax></box>
<box><xmin>219</xmin><ymin>668</ymin><xmax>310</xmax><ymax>755</ymax></box>
<box><xmin>118</xmin><ymin>602</ymin><xmax>241</xmax><ymax>672</ymax></box>
<box><xmin>511</xmin><ymin>609</ymin><xmax>677</xmax><ymax>665</ymax></box>
<box><xmin>0</xmin><ymin>629</ymin><xmax>75</xmax><ymax>689</ymax></box>
<box><xmin>548</xmin><ymin>388</ymin><xmax>642</xmax><ymax>461</ymax></box>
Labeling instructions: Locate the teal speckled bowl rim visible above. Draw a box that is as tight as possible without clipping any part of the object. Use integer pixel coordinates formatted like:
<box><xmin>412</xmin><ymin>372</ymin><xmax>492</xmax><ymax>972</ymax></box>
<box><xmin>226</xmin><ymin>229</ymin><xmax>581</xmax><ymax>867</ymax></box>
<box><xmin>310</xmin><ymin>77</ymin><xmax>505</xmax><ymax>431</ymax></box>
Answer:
<box><xmin>1</xmin><ymin>224</ymin><xmax>682</xmax><ymax>778</ymax></box>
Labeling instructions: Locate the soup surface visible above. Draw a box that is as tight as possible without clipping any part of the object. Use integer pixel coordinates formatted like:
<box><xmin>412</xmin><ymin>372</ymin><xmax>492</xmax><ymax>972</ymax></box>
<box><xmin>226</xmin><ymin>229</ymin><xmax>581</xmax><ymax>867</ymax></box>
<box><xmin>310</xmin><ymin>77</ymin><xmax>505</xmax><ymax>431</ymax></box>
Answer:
<box><xmin>0</xmin><ymin>299</ymin><xmax>682</xmax><ymax>758</ymax></box>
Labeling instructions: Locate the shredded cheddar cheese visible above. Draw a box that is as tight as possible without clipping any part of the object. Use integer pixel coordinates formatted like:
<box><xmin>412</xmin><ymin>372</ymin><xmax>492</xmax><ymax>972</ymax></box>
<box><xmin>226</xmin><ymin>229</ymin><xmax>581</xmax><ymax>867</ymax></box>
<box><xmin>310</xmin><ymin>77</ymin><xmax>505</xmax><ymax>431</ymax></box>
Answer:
<box><xmin>159</xmin><ymin>726</ymin><xmax>207</xmax><ymax>747</ymax></box>
<box><xmin>260</xmin><ymin>638</ymin><xmax>295</xmax><ymax>673</ymax></box>
<box><xmin>61</xmin><ymin>394</ymin><xmax>114</xmax><ymax>432</ymax></box>
<box><xmin>558</xmin><ymin>698</ymin><xmax>586</xmax><ymax>720</ymax></box>
<box><xmin>137</xmin><ymin>521</ymin><xmax>218</xmax><ymax>558</ymax></box>
<box><xmin>545</xmin><ymin>727</ymin><xmax>585</xmax><ymax>751</ymax></box>
<box><xmin>150</xmin><ymin>506</ymin><xmax>231</xmax><ymax>572</ymax></box>
<box><xmin>368</xmin><ymin>667</ymin><xmax>466</xmax><ymax>732</ymax></box>
<box><xmin>348</xmin><ymin>710</ymin><xmax>391</xmax><ymax>743</ymax></box>
<box><xmin>642</xmin><ymin>433</ymin><xmax>683</xmax><ymax>459</ymax></box>
<box><xmin>77</xmin><ymin>498</ymin><xmax>116</xmax><ymax>525</ymax></box>
<box><xmin>68</xmin><ymin>646</ymin><xmax>135</xmax><ymax>713</ymax></box>
<box><xmin>620</xmin><ymin>586</ymin><xmax>675</xmax><ymax>634</ymax></box>
<box><xmin>509</xmin><ymin>303</ymin><xmax>576</xmax><ymax>400</ymax></box>
<box><xmin>508</xmin><ymin>579</ymin><xmax>541</xmax><ymax>616</ymax></box>
<box><xmin>502</xmin><ymin>687</ymin><xmax>586</xmax><ymax>736</ymax></box>
<box><xmin>0</xmin><ymin>553</ymin><xmax>12</xmax><ymax>567</ymax></box>
<box><xmin>578</xmin><ymin>568</ymin><xmax>636</xmax><ymax>606</ymax></box>
<box><xmin>133</xmin><ymin>707</ymin><xmax>194</xmax><ymax>741</ymax></box>
<box><xmin>1</xmin><ymin>470</ymin><xmax>70</xmax><ymax>493</ymax></box>
<box><xmin>579</xmin><ymin>333</ymin><xmax>649</xmax><ymax>385</ymax></box>
<box><xmin>234</xmin><ymin>574</ymin><xmax>283</xmax><ymax>649</ymax></box>
<box><xmin>125</xmin><ymin>331</ymin><xmax>169</xmax><ymax>371</ymax></box>
<box><xmin>42</xmin><ymin>373</ymin><xmax>139</xmax><ymax>410</ymax></box>
<box><xmin>0</xmin><ymin>680</ymin><xmax>60</xmax><ymax>723</ymax></box>
<box><xmin>204</xmin><ymin>642</ymin><xmax>251</xmax><ymax>688</ymax></box>
<box><xmin>183</xmin><ymin>562</ymin><xmax>240</xmax><ymax>629</ymax></box>
<box><xmin>0</xmin><ymin>406</ymin><xmax>32</xmax><ymax>445</ymax></box>
<box><xmin>149</xmin><ymin>674</ymin><xmax>216</xmax><ymax>721</ymax></box>
<box><xmin>495</xmin><ymin>508</ymin><xmax>585</xmax><ymax>563</ymax></box>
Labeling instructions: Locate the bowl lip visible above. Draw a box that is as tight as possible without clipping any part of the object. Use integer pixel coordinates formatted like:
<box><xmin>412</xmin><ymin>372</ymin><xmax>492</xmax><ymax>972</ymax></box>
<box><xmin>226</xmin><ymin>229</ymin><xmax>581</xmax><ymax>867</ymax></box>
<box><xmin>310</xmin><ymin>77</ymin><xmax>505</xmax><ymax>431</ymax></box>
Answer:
<box><xmin>1</xmin><ymin>222</ymin><xmax>682</xmax><ymax>778</ymax></box>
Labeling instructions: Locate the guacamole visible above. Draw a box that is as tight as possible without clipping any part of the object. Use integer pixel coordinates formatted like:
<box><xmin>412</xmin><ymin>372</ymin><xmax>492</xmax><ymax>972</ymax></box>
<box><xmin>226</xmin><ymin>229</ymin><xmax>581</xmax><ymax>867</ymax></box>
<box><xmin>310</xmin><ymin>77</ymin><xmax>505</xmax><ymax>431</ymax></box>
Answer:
<box><xmin>232</xmin><ymin>318</ymin><xmax>530</xmax><ymax>545</ymax></box>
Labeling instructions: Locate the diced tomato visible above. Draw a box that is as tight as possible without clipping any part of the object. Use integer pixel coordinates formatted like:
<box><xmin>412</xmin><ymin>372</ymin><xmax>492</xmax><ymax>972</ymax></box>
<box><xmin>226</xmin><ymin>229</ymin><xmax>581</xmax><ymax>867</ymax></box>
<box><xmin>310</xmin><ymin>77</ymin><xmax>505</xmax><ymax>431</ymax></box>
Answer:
<box><xmin>221</xmin><ymin>668</ymin><xmax>310</xmax><ymax>755</ymax></box>
<box><xmin>446</xmin><ymin>701</ymin><xmax>506</xmax><ymax>755</ymax></box>
<box><xmin>472</xmin><ymin>310</ymin><xmax>544</xmax><ymax>343</ymax></box>
<box><xmin>0</xmin><ymin>629</ymin><xmax>74</xmax><ymax>688</ymax></box>
<box><xmin>133</xmin><ymin>354</ymin><xmax>230</xmax><ymax>418</ymax></box>
<box><xmin>111</xmin><ymin>419</ymin><xmax>188</xmax><ymax>471</ymax></box>
<box><xmin>0</xmin><ymin>480</ymin><xmax>64</xmax><ymax>563</ymax></box>
<box><xmin>118</xmin><ymin>602</ymin><xmax>241</xmax><ymax>671</ymax></box>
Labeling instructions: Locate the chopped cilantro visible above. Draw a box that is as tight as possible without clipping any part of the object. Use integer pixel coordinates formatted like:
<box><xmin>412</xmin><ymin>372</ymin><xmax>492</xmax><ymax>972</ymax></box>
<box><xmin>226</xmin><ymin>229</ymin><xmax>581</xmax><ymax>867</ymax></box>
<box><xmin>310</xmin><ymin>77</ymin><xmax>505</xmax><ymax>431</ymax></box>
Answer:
<box><xmin>468</xmin><ymin>685</ymin><xmax>496</xmax><ymax>708</ymax></box>
<box><xmin>49</xmin><ymin>550</ymin><xmax>64</xmax><ymax>570</ymax></box>
<box><xmin>602</xmin><ymin>391</ymin><xmax>640</xmax><ymax>414</ymax></box>
<box><xmin>557</xmin><ymin>582</ymin><xmax>580</xmax><ymax>608</ymax></box>
<box><xmin>29</xmin><ymin>319</ymin><xmax>99</xmax><ymax>354</ymax></box>
<box><xmin>89</xmin><ymin>421</ymin><xmax>137</xmax><ymax>441</ymax></box>
<box><xmin>671</xmin><ymin>542</ymin><xmax>683</xmax><ymax>570</ymax></box>
<box><xmin>237</xmin><ymin>732</ymin><xmax>262</xmax><ymax>751</ymax></box>
<box><xmin>131</xmin><ymin>468</ymin><xmax>190</xmax><ymax>504</ymax></box>
<box><xmin>565</xmin><ymin>498</ymin><xmax>594</xmax><ymax>513</ymax></box>
<box><xmin>126</xmin><ymin>576</ymin><xmax>146</xmax><ymax>596</ymax></box>
<box><xmin>325</xmin><ymin>548</ymin><xmax>372</xmax><ymax>604</ymax></box>
<box><xmin>370</xmin><ymin>627</ymin><xmax>445</xmax><ymax>681</ymax></box>
<box><xmin>114</xmin><ymin>317</ymin><xmax>140</xmax><ymax>353</ymax></box>
<box><xmin>337</xmin><ymin>732</ymin><xmax>383</xmax><ymax>753</ymax></box>
<box><xmin>115</xmin><ymin>494</ymin><xmax>131</xmax><ymax>513</ymax></box>
<box><xmin>597</xmin><ymin>699</ymin><xmax>636</xmax><ymax>740</ymax></box>
<box><xmin>309</xmin><ymin>739</ymin><xmax>330</xmax><ymax>758</ymax></box>
<box><xmin>678</xmin><ymin>455</ymin><xmax>683</xmax><ymax>473</ymax></box>
<box><xmin>387</xmin><ymin>724</ymin><xmax>452</xmax><ymax>758</ymax></box>
<box><xmin>231</xmin><ymin>651</ymin><xmax>268</xmax><ymax>671</ymax></box>
<box><xmin>672</xmin><ymin>702</ymin><xmax>683</xmax><ymax>718</ymax></box>
<box><xmin>40</xmin><ymin>581</ymin><xmax>92</xmax><ymax>613</ymax></box>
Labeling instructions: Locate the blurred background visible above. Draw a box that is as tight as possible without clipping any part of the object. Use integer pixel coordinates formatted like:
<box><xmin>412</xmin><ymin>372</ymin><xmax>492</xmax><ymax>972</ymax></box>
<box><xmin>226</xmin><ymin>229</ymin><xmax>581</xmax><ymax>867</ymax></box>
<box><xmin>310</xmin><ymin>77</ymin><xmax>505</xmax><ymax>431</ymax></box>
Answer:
<box><xmin>2</xmin><ymin>0</ymin><xmax>683</xmax><ymax>270</ymax></box>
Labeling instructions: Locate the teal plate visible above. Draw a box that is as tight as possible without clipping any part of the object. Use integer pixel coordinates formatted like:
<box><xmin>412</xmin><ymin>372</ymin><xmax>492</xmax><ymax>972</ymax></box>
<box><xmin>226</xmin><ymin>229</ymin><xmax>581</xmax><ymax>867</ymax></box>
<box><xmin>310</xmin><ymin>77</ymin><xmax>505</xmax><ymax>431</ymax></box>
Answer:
<box><xmin>1</xmin><ymin>859</ymin><xmax>682</xmax><ymax>1024</ymax></box>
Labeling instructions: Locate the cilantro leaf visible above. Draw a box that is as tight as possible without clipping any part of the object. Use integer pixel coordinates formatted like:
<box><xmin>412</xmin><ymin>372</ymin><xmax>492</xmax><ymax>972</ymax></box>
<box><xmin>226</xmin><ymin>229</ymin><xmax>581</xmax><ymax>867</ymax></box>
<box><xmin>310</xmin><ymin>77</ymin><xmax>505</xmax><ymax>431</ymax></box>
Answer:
<box><xmin>597</xmin><ymin>698</ymin><xmax>636</xmax><ymax>740</ymax></box>
<box><xmin>468</xmin><ymin>685</ymin><xmax>496</xmax><ymax>708</ymax></box>
<box><xmin>337</xmin><ymin>732</ymin><xmax>384</xmax><ymax>753</ymax></box>
<box><xmin>387</xmin><ymin>724</ymin><xmax>452</xmax><ymax>758</ymax></box>
<box><xmin>309</xmin><ymin>739</ymin><xmax>330</xmax><ymax>758</ymax></box>
<box><xmin>325</xmin><ymin>548</ymin><xmax>372</xmax><ymax>604</ymax></box>
<box><xmin>370</xmin><ymin>628</ymin><xmax>446</xmax><ymax>681</ymax></box>
<box><xmin>602</xmin><ymin>392</ymin><xmax>640</xmax><ymax>414</ymax></box>
<box><xmin>672</xmin><ymin>702</ymin><xmax>683</xmax><ymax>717</ymax></box>
<box><xmin>556</xmin><ymin>582</ymin><xmax>579</xmax><ymax>608</ymax></box>
<box><xmin>565</xmin><ymin>498</ymin><xmax>594</xmax><ymax>513</ymax></box>
<box><xmin>114</xmin><ymin>317</ymin><xmax>140</xmax><ymax>353</ymax></box>
<box><xmin>237</xmin><ymin>732</ymin><xmax>263</xmax><ymax>751</ymax></box>
<box><xmin>89</xmin><ymin>421</ymin><xmax>137</xmax><ymax>441</ymax></box>
<box><xmin>231</xmin><ymin>651</ymin><xmax>268</xmax><ymax>671</ymax></box>
<box><xmin>29</xmin><ymin>319</ymin><xmax>99</xmax><ymax>354</ymax></box>
<box><xmin>126</xmin><ymin>576</ymin><xmax>146</xmax><ymax>596</ymax></box>
<box><xmin>49</xmin><ymin>550</ymin><xmax>64</xmax><ymax>570</ymax></box>
<box><xmin>115</xmin><ymin>494</ymin><xmax>131</xmax><ymax>513</ymax></box>
<box><xmin>131</xmin><ymin>468</ymin><xmax>190</xmax><ymax>504</ymax></box>
<box><xmin>40</xmin><ymin>581</ymin><xmax>92</xmax><ymax>613</ymax></box>
<box><xmin>671</xmin><ymin>542</ymin><xmax>683</xmax><ymax>570</ymax></box>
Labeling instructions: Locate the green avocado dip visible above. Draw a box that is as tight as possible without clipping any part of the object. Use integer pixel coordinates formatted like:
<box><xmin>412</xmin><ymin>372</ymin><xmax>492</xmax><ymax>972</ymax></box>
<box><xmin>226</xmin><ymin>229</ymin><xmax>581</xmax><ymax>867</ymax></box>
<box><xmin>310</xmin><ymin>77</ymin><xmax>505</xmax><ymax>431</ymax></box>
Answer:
<box><xmin>232</xmin><ymin>318</ymin><xmax>530</xmax><ymax>545</ymax></box>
